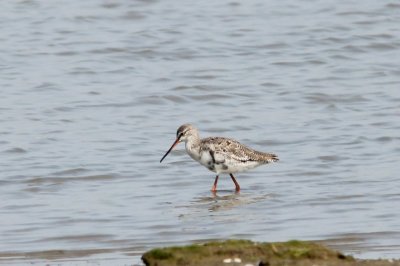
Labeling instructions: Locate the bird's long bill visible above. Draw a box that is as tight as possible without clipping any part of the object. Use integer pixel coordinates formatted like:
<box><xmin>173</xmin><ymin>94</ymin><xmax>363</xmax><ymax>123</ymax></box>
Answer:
<box><xmin>160</xmin><ymin>138</ymin><xmax>180</xmax><ymax>163</ymax></box>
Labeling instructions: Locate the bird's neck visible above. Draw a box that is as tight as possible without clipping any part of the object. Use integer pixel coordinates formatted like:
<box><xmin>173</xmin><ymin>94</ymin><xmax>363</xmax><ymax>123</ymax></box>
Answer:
<box><xmin>186</xmin><ymin>134</ymin><xmax>200</xmax><ymax>147</ymax></box>
<box><xmin>185</xmin><ymin>135</ymin><xmax>201</xmax><ymax>155</ymax></box>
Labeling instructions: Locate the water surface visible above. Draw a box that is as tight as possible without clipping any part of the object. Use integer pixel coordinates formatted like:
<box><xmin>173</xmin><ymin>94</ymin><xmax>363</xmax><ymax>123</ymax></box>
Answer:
<box><xmin>1</xmin><ymin>0</ymin><xmax>399</xmax><ymax>265</ymax></box>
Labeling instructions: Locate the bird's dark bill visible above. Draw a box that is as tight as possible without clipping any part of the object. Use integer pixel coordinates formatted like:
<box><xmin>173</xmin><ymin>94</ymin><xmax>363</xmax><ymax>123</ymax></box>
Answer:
<box><xmin>160</xmin><ymin>138</ymin><xmax>180</xmax><ymax>163</ymax></box>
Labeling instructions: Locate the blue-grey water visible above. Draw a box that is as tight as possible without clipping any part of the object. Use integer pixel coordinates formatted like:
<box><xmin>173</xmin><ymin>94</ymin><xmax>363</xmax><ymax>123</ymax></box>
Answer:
<box><xmin>1</xmin><ymin>0</ymin><xmax>399</xmax><ymax>265</ymax></box>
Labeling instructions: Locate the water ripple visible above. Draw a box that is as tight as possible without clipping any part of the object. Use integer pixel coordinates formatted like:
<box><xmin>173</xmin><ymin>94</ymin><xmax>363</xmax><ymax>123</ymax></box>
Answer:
<box><xmin>0</xmin><ymin>0</ymin><xmax>399</xmax><ymax>263</ymax></box>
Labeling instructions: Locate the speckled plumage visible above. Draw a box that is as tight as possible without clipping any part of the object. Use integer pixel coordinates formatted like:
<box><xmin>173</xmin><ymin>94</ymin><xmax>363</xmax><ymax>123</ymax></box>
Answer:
<box><xmin>199</xmin><ymin>137</ymin><xmax>278</xmax><ymax>166</ymax></box>
<box><xmin>160</xmin><ymin>124</ymin><xmax>279</xmax><ymax>192</ymax></box>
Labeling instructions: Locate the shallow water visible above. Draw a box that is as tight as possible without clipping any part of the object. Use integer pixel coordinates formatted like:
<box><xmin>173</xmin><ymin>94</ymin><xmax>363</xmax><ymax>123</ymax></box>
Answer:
<box><xmin>1</xmin><ymin>0</ymin><xmax>399</xmax><ymax>264</ymax></box>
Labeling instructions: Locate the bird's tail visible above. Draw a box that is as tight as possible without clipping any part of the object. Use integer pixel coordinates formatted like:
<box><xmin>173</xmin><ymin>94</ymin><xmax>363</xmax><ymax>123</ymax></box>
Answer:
<box><xmin>264</xmin><ymin>153</ymin><xmax>279</xmax><ymax>163</ymax></box>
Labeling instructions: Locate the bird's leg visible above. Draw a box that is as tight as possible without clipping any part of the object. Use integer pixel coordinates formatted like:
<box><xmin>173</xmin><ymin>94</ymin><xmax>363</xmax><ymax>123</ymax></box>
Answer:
<box><xmin>229</xmin><ymin>173</ymin><xmax>241</xmax><ymax>192</ymax></box>
<box><xmin>211</xmin><ymin>175</ymin><xmax>219</xmax><ymax>192</ymax></box>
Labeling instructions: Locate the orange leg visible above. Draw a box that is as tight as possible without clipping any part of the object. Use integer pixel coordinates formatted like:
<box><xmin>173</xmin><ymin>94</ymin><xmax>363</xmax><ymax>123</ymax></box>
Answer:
<box><xmin>211</xmin><ymin>175</ymin><xmax>219</xmax><ymax>192</ymax></box>
<box><xmin>230</xmin><ymin>173</ymin><xmax>240</xmax><ymax>192</ymax></box>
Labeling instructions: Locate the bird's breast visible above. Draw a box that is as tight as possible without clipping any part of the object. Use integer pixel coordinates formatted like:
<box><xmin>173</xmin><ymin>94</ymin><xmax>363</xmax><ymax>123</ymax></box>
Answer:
<box><xmin>197</xmin><ymin>151</ymin><xmax>230</xmax><ymax>173</ymax></box>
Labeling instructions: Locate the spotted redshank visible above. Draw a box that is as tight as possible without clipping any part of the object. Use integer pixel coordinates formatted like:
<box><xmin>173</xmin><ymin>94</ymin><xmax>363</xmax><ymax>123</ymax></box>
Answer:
<box><xmin>160</xmin><ymin>124</ymin><xmax>279</xmax><ymax>192</ymax></box>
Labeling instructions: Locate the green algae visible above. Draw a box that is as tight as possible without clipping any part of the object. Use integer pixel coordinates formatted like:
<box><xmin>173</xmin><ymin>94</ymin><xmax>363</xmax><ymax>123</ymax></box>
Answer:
<box><xmin>146</xmin><ymin>248</ymin><xmax>173</xmax><ymax>260</ymax></box>
<box><xmin>141</xmin><ymin>239</ymin><xmax>357</xmax><ymax>266</ymax></box>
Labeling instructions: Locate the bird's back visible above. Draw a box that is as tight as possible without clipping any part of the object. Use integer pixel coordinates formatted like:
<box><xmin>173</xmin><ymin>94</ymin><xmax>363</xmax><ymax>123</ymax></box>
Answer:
<box><xmin>200</xmin><ymin>137</ymin><xmax>279</xmax><ymax>164</ymax></box>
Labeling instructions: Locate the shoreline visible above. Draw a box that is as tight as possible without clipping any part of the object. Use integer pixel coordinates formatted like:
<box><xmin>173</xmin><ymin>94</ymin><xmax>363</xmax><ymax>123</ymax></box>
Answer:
<box><xmin>1</xmin><ymin>239</ymin><xmax>399</xmax><ymax>266</ymax></box>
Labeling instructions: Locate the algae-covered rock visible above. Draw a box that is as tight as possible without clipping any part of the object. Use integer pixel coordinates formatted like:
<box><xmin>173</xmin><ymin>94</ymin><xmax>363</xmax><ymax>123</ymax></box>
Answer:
<box><xmin>142</xmin><ymin>239</ymin><xmax>366</xmax><ymax>266</ymax></box>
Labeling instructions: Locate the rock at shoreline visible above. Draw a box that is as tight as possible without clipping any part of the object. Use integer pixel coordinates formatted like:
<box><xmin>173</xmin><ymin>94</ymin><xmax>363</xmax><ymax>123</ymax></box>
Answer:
<box><xmin>142</xmin><ymin>240</ymin><xmax>400</xmax><ymax>266</ymax></box>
